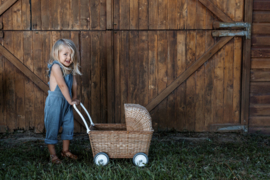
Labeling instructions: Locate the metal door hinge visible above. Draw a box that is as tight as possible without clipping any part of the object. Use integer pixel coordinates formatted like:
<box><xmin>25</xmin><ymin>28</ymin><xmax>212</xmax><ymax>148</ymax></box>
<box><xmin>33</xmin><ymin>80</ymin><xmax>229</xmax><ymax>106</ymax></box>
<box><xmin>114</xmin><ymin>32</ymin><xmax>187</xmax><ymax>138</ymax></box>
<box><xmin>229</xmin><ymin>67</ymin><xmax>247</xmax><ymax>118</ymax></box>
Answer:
<box><xmin>212</xmin><ymin>21</ymin><xmax>251</xmax><ymax>39</ymax></box>
<box><xmin>217</xmin><ymin>125</ymin><xmax>248</xmax><ymax>132</ymax></box>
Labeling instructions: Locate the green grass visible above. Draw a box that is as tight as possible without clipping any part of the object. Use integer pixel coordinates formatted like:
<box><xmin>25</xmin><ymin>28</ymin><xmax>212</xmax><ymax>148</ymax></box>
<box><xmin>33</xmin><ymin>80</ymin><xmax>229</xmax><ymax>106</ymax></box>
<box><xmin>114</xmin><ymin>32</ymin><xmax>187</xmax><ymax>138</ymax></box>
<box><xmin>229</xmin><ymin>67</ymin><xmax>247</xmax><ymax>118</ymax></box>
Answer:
<box><xmin>0</xmin><ymin>133</ymin><xmax>270</xmax><ymax>180</ymax></box>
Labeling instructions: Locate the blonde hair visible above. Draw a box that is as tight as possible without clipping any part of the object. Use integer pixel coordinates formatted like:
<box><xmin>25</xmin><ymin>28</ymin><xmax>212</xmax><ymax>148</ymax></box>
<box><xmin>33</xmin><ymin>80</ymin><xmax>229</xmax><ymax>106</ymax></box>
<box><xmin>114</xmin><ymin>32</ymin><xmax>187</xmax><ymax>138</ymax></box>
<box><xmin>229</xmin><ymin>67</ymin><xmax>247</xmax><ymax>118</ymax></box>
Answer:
<box><xmin>48</xmin><ymin>39</ymin><xmax>82</xmax><ymax>76</ymax></box>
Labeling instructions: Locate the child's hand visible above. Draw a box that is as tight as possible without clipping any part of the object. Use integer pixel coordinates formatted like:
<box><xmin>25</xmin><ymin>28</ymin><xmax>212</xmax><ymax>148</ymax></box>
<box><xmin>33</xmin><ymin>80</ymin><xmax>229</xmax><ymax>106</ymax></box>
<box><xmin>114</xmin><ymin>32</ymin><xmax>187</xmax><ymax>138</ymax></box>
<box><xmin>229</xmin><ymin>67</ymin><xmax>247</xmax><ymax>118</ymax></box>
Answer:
<box><xmin>69</xmin><ymin>100</ymin><xmax>79</xmax><ymax>106</ymax></box>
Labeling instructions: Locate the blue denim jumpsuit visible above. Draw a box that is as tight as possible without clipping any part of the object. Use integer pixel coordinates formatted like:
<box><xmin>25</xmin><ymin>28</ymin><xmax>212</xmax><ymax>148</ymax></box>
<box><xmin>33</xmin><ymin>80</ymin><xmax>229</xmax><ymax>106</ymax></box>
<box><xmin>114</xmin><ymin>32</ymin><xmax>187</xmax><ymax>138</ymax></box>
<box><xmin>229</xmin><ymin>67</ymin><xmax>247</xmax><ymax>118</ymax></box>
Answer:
<box><xmin>44</xmin><ymin>60</ymin><xmax>74</xmax><ymax>144</ymax></box>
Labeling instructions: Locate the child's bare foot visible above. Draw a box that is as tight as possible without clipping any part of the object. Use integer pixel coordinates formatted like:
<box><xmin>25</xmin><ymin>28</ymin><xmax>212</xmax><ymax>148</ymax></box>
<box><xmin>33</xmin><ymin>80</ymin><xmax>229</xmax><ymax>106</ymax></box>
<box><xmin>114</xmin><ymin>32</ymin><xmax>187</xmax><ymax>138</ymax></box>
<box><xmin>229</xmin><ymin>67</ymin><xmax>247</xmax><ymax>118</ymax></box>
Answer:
<box><xmin>61</xmin><ymin>150</ymin><xmax>78</xmax><ymax>160</ymax></box>
<box><xmin>50</xmin><ymin>154</ymin><xmax>62</xmax><ymax>164</ymax></box>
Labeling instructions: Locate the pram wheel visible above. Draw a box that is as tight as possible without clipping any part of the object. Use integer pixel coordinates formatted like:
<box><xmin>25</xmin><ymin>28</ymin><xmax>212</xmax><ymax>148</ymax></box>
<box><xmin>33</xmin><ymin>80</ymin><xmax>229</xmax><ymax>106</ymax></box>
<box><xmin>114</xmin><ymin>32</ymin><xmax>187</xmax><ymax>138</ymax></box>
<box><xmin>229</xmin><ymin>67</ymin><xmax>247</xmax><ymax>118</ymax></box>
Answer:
<box><xmin>133</xmin><ymin>153</ymin><xmax>148</xmax><ymax>167</ymax></box>
<box><xmin>94</xmin><ymin>152</ymin><xmax>109</xmax><ymax>166</ymax></box>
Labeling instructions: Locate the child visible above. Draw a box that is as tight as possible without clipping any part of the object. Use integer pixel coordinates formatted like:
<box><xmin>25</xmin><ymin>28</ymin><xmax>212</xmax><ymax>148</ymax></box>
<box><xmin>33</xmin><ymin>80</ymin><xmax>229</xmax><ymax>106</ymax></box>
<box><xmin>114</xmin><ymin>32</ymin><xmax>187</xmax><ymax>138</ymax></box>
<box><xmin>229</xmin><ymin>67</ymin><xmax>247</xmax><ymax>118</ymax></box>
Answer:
<box><xmin>44</xmin><ymin>39</ymin><xmax>82</xmax><ymax>164</ymax></box>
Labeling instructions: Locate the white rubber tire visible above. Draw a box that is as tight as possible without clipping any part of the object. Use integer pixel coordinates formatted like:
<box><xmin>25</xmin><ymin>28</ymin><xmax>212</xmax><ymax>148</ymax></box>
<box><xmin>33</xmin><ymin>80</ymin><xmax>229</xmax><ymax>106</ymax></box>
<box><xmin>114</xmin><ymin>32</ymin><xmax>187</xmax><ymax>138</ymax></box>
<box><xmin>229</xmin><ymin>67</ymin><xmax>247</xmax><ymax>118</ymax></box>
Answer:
<box><xmin>133</xmin><ymin>153</ymin><xmax>148</xmax><ymax>167</ymax></box>
<box><xmin>94</xmin><ymin>152</ymin><xmax>109</xmax><ymax>166</ymax></box>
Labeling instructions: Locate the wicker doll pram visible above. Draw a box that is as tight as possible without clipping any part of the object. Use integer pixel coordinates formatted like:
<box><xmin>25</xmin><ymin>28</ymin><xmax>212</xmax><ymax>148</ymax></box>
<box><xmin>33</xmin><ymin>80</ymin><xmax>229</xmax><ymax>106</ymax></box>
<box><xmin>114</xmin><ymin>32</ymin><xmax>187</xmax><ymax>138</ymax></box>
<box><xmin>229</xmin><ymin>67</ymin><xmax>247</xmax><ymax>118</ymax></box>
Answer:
<box><xmin>73</xmin><ymin>103</ymin><xmax>154</xmax><ymax>167</ymax></box>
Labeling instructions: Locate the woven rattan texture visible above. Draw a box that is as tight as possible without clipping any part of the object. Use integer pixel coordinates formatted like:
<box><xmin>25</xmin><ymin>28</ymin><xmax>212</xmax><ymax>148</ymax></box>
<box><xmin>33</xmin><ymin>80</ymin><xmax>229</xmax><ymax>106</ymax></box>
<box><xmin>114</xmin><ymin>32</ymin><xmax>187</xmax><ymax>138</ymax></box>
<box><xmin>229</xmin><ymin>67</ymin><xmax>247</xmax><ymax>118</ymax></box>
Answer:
<box><xmin>124</xmin><ymin>104</ymin><xmax>153</xmax><ymax>131</ymax></box>
<box><xmin>89</xmin><ymin>130</ymin><xmax>153</xmax><ymax>158</ymax></box>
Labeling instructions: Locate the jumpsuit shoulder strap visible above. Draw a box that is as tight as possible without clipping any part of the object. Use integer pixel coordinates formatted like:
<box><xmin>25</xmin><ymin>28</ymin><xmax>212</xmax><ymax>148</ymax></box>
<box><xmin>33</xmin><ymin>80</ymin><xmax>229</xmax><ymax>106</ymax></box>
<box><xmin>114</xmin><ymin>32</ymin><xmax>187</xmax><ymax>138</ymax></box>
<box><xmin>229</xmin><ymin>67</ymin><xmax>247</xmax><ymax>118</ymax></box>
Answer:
<box><xmin>47</xmin><ymin>60</ymin><xmax>63</xmax><ymax>78</ymax></box>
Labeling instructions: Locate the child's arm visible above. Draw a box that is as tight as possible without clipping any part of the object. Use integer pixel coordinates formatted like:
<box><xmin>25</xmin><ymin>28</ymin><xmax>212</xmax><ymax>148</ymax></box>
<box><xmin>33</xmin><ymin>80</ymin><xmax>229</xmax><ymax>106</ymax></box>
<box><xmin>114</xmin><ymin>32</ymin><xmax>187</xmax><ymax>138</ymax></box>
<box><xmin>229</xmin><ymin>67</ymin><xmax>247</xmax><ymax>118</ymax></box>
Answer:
<box><xmin>51</xmin><ymin>64</ymin><xmax>77</xmax><ymax>105</ymax></box>
<box><xmin>72</xmin><ymin>75</ymin><xmax>80</xmax><ymax>104</ymax></box>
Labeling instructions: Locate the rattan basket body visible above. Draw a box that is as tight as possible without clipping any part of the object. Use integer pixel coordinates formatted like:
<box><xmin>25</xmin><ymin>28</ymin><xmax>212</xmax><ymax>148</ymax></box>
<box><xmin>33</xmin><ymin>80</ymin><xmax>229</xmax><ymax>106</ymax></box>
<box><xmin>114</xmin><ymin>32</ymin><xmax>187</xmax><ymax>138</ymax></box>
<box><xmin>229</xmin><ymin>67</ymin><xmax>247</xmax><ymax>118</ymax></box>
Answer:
<box><xmin>89</xmin><ymin>124</ymin><xmax>153</xmax><ymax>158</ymax></box>
<box><xmin>88</xmin><ymin>104</ymin><xmax>154</xmax><ymax>158</ymax></box>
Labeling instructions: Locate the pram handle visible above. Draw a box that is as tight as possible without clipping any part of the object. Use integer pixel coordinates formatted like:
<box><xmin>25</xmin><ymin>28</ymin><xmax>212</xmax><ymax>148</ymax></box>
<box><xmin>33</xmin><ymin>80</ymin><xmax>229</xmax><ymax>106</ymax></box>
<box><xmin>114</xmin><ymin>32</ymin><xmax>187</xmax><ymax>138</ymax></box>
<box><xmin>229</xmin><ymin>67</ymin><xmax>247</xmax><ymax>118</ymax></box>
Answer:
<box><xmin>73</xmin><ymin>103</ymin><xmax>95</xmax><ymax>134</ymax></box>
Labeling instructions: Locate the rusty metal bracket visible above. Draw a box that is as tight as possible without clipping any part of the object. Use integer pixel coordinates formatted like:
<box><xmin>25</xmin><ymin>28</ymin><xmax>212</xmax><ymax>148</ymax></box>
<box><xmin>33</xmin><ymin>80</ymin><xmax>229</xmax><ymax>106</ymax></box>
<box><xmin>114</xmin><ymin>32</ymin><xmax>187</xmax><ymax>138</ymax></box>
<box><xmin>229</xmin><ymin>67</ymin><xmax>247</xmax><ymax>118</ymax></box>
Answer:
<box><xmin>217</xmin><ymin>125</ymin><xmax>248</xmax><ymax>132</ymax></box>
<box><xmin>212</xmin><ymin>21</ymin><xmax>251</xmax><ymax>39</ymax></box>
<box><xmin>212</xmin><ymin>30</ymin><xmax>248</xmax><ymax>38</ymax></box>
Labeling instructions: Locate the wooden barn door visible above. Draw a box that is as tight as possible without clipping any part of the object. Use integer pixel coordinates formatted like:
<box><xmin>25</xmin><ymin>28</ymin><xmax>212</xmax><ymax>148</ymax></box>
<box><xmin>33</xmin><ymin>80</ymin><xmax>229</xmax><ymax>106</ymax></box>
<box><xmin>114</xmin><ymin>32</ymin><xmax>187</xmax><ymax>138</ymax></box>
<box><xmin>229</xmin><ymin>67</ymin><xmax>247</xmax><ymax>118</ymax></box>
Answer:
<box><xmin>0</xmin><ymin>0</ymin><xmax>111</xmax><ymax>133</ymax></box>
<box><xmin>113</xmin><ymin>0</ymin><xmax>248</xmax><ymax>132</ymax></box>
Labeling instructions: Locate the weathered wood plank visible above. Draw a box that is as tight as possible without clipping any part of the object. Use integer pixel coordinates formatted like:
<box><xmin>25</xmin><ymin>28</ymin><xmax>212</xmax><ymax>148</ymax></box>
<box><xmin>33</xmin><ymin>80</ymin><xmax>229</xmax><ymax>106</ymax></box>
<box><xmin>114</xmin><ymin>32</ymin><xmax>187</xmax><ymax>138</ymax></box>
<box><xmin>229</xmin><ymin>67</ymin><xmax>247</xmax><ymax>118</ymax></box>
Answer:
<box><xmin>2</xmin><ymin>0</ymin><xmax>13</xmax><ymax>30</ymax></box>
<box><xmin>4</xmin><ymin>31</ymin><xmax>16</xmax><ymax>132</ymax></box>
<box><xmin>235</xmin><ymin>0</ymin><xmax>244</xmax><ymax>21</ymax></box>
<box><xmin>252</xmin><ymin>48</ymin><xmax>270</xmax><ymax>57</ymax></box>
<box><xmin>253</xmin><ymin>1</ymin><xmax>270</xmax><ymax>11</ymax></box>
<box><xmin>60</xmin><ymin>31</ymin><xmax>71</xmax><ymax>39</ymax></box>
<box><xmin>187</xmin><ymin>0</ymin><xmax>196</xmax><ymax>29</ymax></box>
<box><xmin>249</xmin><ymin>116</ymin><xmax>270</xmax><ymax>126</ymax></box>
<box><xmin>168</xmin><ymin>0</ymin><xmax>177</xmax><ymax>29</ymax></box>
<box><xmin>139</xmin><ymin>31</ymin><xmax>149</xmax><ymax>106</ymax></box>
<box><xmin>100</xmin><ymin>0</ymin><xmax>106</xmax><ymax>30</ymax></box>
<box><xmin>185</xmin><ymin>31</ymin><xmax>196</xmax><ymax>131</ymax></box>
<box><xmin>148</xmin><ymin>31</ymin><xmax>158</xmax><ymax>129</ymax></box>
<box><xmin>146</xmin><ymin>36</ymin><xmax>233</xmax><ymax>112</ymax></box>
<box><xmin>129</xmin><ymin>31</ymin><xmax>139</xmax><ymax>104</ymax></box>
<box><xmin>106</xmin><ymin>0</ymin><xmax>113</xmax><ymax>29</ymax></box>
<box><xmin>250</xmin><ymin>82</ymin><xmax>270</xmax><ymax>95</ymax></box>
<box><xmin>91</xmin><ymin>32</ymin><xmax>101</xmax><ymax>123</ymax></box>
<box><xmin>250</xmin><ymin>104</ymin><xmax>270</xmax><ymax>116</ymax></box>
<box><xmin>250</xmin><ymin>95</ymin><xmax>270</xmax><ymax>104</ymax></box>
<box><xmin>199</xmin><ymin>0</ymin><xmax>234</xmax><ymax>22</ymax></box>
<box><xmin>204</xmin><ymin>31</ymin><xmax>215</xmax><ymax>130</ymax></box>
<box><xmin>253</xmin><ymin>11</ymin><xmax>270</xmax><ymax>23</ymax></box>
<box><xmin>60</xmin><ymin>0</ymin><xmax>70</xmax><ymax>29</ymax></box>
<box><xmin>223</xmin><ymin>39</ymin><xmax>234</xmax><ymax>123</ymax></box>
<box><xmin>130</xmin><ymin>0</ymin><xmax>138</xmax><ymax>29</ymax></box>
<box><xmin>149</xmin><ymin>0</ymin><xmax>158</xmax><ymax>29</ymax></box>
<box><xmin>139</xmin><ymin>0</ymin><xmax>148</xmax><ymax>29</ymax></box>
<box><xmin>120</xmin><ymin>0</ymin><xmax>129</xmax><ymax>29</ymax></box>
<box><xmin>120</xmin><ymin>32</ymin><xmax>129</xmax><ymax>123</ymax></box>
<box><xmin>233</xmin><ymin>37</ymin><xmax>242</xmax><ymax>124</ymax></box>
<box><xmin>158</xmin><ymin>0</ymin><xmax>168</xmax><ymax>29</ymax></box>
<box><xmin>51</xmin><ymin>0</ymin><xmax>60</xmax><ymax>29</ymax></box>
<box><xmin>195</xmin><ymin>31</ymin><xmax>205</xmax><ymax>131</ymax></box>
<box><xmin>70</xmin><ymin>0</ymin><xmax>80</xmax><ymax>29</ymax></box>
<box><xmin>100</xmin><ymin>32</ymin><xmax>107</xmax><ymax>123</ymax></box>
<box><xmin>32</xmin><ymin>0</ymin><xmax>41</xmax><ymax>30</ymax></box>
<box><xmin>0</xmin><ymin>0</ymin><xmax>17</xmax><ymax>15</ymax></box>
<box><xmin>114</xmin><ymin>31</ymin><xmax>120</xmax><ymax>123</ymax></box>
<box><xmin>252</xmin><ymin>35</ymin><xmax>270</xmax><ymax>46</ymax></box>
<box><xmin>106</xmin><ymin>31</ymin><xmax>114</xmax><ymax>123</ymax></box>
<box><xmin>166</xmin><ymin>31</ymin><xmax>176</xmax><ymax>129</ymax></box>
<box><xmin>0</xmin><ymin>55</ymin><xmax>5</xmax><ymax>132</ymax></box>
<box><xmin>13</xmin><ymin>31</ymin><xmax>25</xmax><ymax>129</ymax></box>
<box><xmin>157</xmin><ymin>31</ymin><xmax>167</xmax><ymax>129</ymax></box>
<box><xmin>41</xmin><ymin>0</ymin><xmax>51</xmax><ymax>30</ymax></box>
<box><xmin>175</xmin><ymin>31</ymin><xmax>186</xmax><ymax>131</ymax></box>
<box><xmin>252</xmin><ymin>23</ymin><xmax>270</xmax><ymax>35</ymax></box>
<box><xmin>23</xmin><ymin>31</ymin><xmax>33</xmax><ymax>130</ymax></box>
<box><xmin>213</xmin><ymin>44</ymin><xmax>225</xmax><ymax>124</ymax></box>
<box><xmin>196</xmin><ymin>0</ymin><xmax>206</xmax><ymax>29</ymax></box>
<box><xmin>251</xmin><ymin>69</ymin><xmax>270</xmax><ymax>81</ymax></box>
<box><xmin>80</xmin><ymin>31</ymin><xmax>91</xmax><ymax>123</ymax></box>
<box><xmin>90</xmin><ymin>0</ymin><xmax>100</xmax><ymax>29</ymax></box>
<box><xmin>113</xmin><ymin>0</ymin><xmax>120</xmax><ymax>29</ymax></box>
<box><xmin>12</xmin><ymin>0</ymin><xmax>21</xmax><ymax>30</ymax></box>
<box><xmin>177</xmin><ymin>0</ymin><xmax>186</xmax><ymax>29</ymax></box>
<box><xmin>241</xmin><ymin>0</ymin><xmax>254</xmax><ymax>126</ymax></box>
<box><xmin>80</xmin><ymin>0</ymin><xmax>89</xmax><ymax>30</ymax></box>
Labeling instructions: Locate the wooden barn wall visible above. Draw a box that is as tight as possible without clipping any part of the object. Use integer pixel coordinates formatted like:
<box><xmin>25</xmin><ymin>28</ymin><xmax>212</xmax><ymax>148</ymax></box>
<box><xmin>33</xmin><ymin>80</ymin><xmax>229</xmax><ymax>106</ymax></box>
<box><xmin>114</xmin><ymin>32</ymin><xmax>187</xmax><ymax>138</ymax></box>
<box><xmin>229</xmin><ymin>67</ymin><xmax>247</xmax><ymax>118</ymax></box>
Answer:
<box><xmin>249</xmin><ymin>0</ymin><xmax>270</xmax><ymax>133</ymax></box>
<box><xmin>114</xmin><ymin>31</ymin><xmax>242</xmax><ymax>131</ymax></box>
<box><xmin>0</xmin><ymin>30</ymin><xmax>111</xmax><ymax>133</ymax></box>
<box><xmin>0</xmin><ymin>0</ymin><xmax>247</xmax><ymax>133</ymax></box>
<box><xmin>113</xmin><ymin>0</ymin><xmax>243</xmax><ymax>30</ymax></box>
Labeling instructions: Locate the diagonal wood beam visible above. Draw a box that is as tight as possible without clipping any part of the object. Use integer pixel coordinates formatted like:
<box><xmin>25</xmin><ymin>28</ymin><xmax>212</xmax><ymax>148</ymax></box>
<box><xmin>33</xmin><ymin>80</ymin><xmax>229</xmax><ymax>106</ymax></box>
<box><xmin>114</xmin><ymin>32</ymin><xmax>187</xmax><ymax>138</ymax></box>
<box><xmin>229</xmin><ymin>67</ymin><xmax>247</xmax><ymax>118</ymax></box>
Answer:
<box><xmin>146</xmin><ymin>36</ymin><xmax>233</xmax><ymax>112</ymax></box>
<box><xmin>0</xmin><ymin>0</ymin><xmax>17</xmax><ymax>16</ymax></box>
<box><xmin>0</xmin><ymin>45</ymin><xmax>49</xmax><ymax>93</ymax></box>
<box><xmin>0</xmin><ymin>45</ymin><xmax>86</xmax><ymax>128</ymax></box>
<box><xmin>199</xmin><ymin>0</ymin><xmax>234</xmax><ymax>23</ymax></box>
